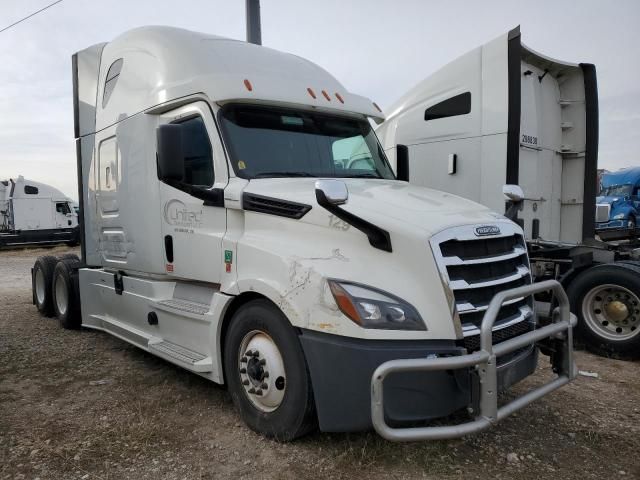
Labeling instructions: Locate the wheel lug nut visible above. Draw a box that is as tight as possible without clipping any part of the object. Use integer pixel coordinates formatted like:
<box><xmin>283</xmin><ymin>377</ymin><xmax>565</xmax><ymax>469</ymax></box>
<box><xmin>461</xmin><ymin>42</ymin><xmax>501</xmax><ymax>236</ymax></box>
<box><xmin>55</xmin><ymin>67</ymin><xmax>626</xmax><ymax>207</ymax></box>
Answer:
<box><xmin>259</xmin><ymin>359</ymin><xmax>266</xmax><ymax>366</ymax></box>
<box><xmin>240</xmin><ymin>368</ymin><xmax>246</xmax><ymax>374</ymax></box>
<box><xmin>246</xmin><ymin>350</ymin><xmax>253</xmax><ymax>356</ymax></box>
<box><xmin>263</xmin><ymin>372</ymin><xmax>269</xmax><ymax>378</ymax></box>
<box><xmin>248</xmin><ymin>387</ymin><xmax>255</xmax><ymax>394</ymax></box>
<box><xmin>255</xmin><ymin>389</ymin><xmax>263</xmax><ymax>396</ymax></box>
<box><xmin>252</xmin><ymin>350</ymin><xmax>260</xmax><ymax>357</ymax></box>
<box><xmin>242</xmin><ymin>380</ymin><xmax>249</xmax><ymax>386</ymax></box>
<box><xmin>261</xmin><ymin>383</ymin><xmax>268</xmax><ymax>389</ymax></box>
<box><xmin>240</xmin><ymin>357</ymin><xmax>248</xmax><ymax>363</ymax></box>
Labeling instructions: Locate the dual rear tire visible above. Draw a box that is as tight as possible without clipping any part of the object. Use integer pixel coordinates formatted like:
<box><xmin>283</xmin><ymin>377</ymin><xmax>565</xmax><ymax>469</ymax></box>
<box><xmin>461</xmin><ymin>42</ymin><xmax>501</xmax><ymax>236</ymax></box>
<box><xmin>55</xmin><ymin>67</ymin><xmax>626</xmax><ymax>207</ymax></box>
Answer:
<box><xmin>33</xmin><ymin>254</ymin><xmax>81</xmax><ymax>329</ymax></box>
<box><xmin>568</xmin><ymin>262</ymin><xmax>640</xmax><ymax>358</ymax></box>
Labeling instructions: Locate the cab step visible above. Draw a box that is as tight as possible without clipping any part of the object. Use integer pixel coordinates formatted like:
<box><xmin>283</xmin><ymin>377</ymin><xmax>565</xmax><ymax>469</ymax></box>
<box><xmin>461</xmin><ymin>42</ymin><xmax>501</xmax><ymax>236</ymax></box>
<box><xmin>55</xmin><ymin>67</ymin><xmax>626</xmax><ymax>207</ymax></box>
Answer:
<box><xmin>148</xmin><ymin>339</ymin><xmax>212</xmax><ymax>372</ymax></box>
<box><xmin>152</xmin><ymin>298</ymin><xmax>211</xmax><ymax>317</ymax></box>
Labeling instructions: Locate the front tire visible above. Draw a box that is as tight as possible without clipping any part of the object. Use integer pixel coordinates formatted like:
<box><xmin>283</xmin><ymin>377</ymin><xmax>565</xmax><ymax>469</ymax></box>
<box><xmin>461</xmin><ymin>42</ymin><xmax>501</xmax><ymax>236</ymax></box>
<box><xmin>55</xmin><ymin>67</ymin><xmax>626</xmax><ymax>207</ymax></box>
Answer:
<box><xmin>223</xmin><ymin>300</ymin><xmax>316</xmax><ymax>441</ymax></box>
<box><xmin>52</xmin><ymin>258</ymin><xmax>82</xmax><ymax>329</ymax></box>
<box><xmin>568</xmin><ymin>263</ymin><xmax>640</xmax><ymax>358</ymax></box>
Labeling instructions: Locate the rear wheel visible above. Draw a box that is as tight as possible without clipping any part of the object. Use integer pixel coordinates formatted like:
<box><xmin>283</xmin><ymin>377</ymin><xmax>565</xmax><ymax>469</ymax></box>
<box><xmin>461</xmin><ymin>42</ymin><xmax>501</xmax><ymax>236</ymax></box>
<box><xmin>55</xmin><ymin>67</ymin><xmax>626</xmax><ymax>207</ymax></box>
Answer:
<box><xmin>568</xmin><ymin>263</ymin><xmax>640</xmax><ymax>358</ymax></box>
<box><xmin>52</xmin><ymin>258</ymin><xmax>82</xmax><ymax>329</ymax></box>
<box><xmin>223</xmin><ymin>299</ymin><xmax>316</xmax><ymax>441</ymax></box>
<box><xmin>32</xmin><ymin>255</ymin><xmax>59</xmax><ymax>317</ymax></box>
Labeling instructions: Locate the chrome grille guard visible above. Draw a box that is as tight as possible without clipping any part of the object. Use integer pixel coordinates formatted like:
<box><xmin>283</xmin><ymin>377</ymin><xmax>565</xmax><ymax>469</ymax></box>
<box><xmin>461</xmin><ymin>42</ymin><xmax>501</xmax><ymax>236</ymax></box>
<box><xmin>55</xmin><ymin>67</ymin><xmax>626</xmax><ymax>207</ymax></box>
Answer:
<box><xmin>371</xmin><ymin>280</ymin><xmax>577</xmax><ymax>441</ymax></box>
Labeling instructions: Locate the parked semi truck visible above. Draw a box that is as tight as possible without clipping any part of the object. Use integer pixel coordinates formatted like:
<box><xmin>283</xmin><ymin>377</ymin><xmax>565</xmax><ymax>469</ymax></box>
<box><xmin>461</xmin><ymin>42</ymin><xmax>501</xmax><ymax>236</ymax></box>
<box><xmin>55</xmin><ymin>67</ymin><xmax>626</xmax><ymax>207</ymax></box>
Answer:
<box><xmin>595</xmin><ymin>167</ymin><xmax>640</xmax><ymax>240</ymax></box>
<box><xmin>32</xmin><ymin>26</ymin><xmax>576</xmax><ymax>441</ymax></box>
<box><xmin>1</xmin><ymin>175</ymin><xmax>79</xmax><ymax>247</ymax></box>
<box><xmin>377</xmin><ymin>27</ymin><xmax>640</xmax><ymax>357</ymax></box>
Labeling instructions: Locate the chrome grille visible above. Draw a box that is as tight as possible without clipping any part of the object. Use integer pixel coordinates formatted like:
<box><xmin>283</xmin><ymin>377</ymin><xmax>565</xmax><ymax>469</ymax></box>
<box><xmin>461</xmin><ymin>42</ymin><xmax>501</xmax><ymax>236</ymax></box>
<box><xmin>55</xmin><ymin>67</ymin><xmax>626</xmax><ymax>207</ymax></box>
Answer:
<box><xmin>430</xmin><ymin>223</ymin><xmax>535</xmax><ymax>350</ymax></box>
<box><xmin>595</xmin><ymin>204</ymin><xmax>610</xmax><ymax>223</ymax></box>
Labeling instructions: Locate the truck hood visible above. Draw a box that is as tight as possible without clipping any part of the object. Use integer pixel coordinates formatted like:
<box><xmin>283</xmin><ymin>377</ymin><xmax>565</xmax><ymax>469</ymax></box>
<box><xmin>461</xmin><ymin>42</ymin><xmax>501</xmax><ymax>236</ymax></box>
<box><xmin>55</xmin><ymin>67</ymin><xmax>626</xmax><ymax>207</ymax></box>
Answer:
<box><xmin>596</xmin><ymin>195</ymin><xmax>626</xmax><ymax>207</ymax></box>
<box><xmin>243</xmin><ymin>178</ymin><xmax>505</xmax><ymax>237</ymax></box>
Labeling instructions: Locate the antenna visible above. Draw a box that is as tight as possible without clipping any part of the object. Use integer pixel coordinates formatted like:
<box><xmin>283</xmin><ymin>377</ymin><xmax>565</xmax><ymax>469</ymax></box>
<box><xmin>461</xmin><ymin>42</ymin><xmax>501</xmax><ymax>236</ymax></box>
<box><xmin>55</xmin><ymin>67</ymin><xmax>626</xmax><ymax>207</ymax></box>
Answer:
<box><xmin>246</xmin><ymin>0</ymin><xmax>262</xmax><ymax>45</ymax></box>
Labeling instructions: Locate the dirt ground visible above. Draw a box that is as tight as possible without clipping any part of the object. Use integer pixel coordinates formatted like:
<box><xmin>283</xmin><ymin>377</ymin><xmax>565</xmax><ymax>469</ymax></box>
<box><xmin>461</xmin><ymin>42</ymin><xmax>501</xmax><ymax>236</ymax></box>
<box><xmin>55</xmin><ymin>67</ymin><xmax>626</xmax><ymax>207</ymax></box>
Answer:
<box><xmin>1</xmin><ymin>247</ymin><xmax>639</xmax><ymax>480</ymax></box>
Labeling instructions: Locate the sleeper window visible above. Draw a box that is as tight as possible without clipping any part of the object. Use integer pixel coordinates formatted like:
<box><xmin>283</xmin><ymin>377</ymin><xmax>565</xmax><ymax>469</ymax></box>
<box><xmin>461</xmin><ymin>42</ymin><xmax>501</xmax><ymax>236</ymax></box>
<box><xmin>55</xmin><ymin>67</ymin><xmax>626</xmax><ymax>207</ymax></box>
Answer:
<box><xmin>24</xmin><ymin>185</ymin><xmax>38</xmax><ymax>195</ymax></box>
<box><xmin>424</xmin><ymin>92</ymin><xmax>471</xmax><ymax>121</ymax></box>
<box><xmin>174</xmin><ymin>116</ymin><xmax>214</xmax><ymax>187</ymax></box>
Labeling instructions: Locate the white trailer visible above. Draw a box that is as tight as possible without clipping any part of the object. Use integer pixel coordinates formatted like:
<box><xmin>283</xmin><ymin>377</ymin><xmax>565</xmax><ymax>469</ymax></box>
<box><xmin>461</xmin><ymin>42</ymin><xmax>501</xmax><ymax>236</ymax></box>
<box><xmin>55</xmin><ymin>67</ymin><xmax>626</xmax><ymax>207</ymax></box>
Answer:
<box><xmin>377</xmin><ymin>27</ymin><xmax>640</xmax><ymax>357</ymax></box>
<box><xmin>32</xmin><ymin>26</ymin><xmax>576</xmax><ymax>441</ymax></box>
<box><xmin>0</xmin><ymin>175</ymin><xmax>79</xmax><ymax>247</ymax></box>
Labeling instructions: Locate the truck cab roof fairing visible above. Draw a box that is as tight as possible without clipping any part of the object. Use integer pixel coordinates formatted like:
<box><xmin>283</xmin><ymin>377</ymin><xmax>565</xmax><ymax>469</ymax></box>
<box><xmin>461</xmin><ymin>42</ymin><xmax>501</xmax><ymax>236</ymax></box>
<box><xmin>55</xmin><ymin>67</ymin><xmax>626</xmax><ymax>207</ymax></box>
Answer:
<box><xmin>90</xmin><ymin>26</ymin><xmax>383</xmax><ymax>132</ymax></box>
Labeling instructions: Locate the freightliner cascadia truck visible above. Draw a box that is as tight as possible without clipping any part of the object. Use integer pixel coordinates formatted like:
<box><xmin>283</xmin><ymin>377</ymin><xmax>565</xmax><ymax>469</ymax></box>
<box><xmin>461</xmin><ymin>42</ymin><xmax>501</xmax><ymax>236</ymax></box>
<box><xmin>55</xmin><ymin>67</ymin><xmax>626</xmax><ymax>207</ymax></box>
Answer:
<box><xmin>32</xmin><ymin>27</ymin><xmax>576</xmax><ymax>441</ymax></box>
<box><xmin>378</xmin><ymin>27</ymin><xmax>640</xmax><ymax>358</ymax></box>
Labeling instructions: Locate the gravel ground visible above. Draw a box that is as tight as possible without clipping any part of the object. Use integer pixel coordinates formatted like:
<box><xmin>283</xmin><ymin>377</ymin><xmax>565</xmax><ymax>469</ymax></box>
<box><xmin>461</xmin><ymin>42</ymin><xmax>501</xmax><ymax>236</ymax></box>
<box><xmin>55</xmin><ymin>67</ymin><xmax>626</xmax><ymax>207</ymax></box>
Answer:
<box><xmin>1</xmin><ymin>247</ymin><xmax>639</xmax><ymax>480</ymax></box>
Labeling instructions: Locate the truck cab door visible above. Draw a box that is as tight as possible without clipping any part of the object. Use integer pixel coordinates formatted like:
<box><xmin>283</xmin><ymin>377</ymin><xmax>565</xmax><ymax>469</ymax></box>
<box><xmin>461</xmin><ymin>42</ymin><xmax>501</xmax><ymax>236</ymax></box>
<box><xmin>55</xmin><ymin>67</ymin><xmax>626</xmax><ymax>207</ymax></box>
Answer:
<box><xmin>157</xmin><ymin>101</ymin><xmax>228</xmax><ymax>283</ymax></box>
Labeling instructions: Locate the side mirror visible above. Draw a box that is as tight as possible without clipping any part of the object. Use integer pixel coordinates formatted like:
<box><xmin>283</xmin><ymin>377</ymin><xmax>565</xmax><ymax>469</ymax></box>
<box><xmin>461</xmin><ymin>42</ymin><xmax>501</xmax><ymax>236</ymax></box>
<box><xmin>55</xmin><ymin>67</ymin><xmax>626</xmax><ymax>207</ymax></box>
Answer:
<box><xmin>503</xmin><ymin>184</ymin><xmax>524</xmax><ymax>203</ymax></box>
<box><xmin>315</xmin><ymin>179</ymin><xmax>348</xmax><ymax>206</ymax></box>
<box><xmin>157</xmin><ymin>124</ymin><xmax>184</xmax><ymax>181</ymax></box>
<box><xmin>396</xmin><ymin>144</ymin><xmax>410</xmax><ymax>182</ymax></box>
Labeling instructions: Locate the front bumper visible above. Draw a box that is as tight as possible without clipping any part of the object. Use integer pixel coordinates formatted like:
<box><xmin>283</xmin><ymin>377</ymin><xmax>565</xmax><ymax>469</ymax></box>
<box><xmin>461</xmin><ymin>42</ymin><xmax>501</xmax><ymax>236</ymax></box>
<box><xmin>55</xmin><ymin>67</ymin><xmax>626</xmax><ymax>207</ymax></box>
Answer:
<box><xmin>596</xmin><ymin>219</ymin><xmax>627</xmax><ymax>230</ymax></box>
<box><xmin>300</xmin><ymin>280</ymin><xmax>575</xmax><ymax>436</ymax></box>
<box><xmin>371</xmin><ymin>280</ymin><xmax>577</xmax><ymax>441</ymax></box>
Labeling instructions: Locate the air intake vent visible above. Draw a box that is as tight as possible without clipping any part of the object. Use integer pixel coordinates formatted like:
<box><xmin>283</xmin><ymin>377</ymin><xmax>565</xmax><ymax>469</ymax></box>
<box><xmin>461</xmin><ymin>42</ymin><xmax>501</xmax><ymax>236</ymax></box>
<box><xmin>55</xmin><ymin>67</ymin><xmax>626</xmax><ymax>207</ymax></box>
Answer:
<box><xmin>243</xmin><ymin>193</ymin><xmax>311</xmax><ymax>219</ymax></box>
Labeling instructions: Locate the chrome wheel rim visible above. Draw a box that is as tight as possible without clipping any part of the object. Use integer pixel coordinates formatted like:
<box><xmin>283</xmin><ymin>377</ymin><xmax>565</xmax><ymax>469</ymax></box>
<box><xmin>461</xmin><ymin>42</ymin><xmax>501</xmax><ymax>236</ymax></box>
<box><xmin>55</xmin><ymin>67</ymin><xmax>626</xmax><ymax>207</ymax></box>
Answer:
<box><xmin>238</xmin><ymin>330</ymin><xmax>286</xmax><ymax>412</ymax></box>
<box><xmin>582</xmin><ymin>284</ymin><xmax>640</xmax><ymax>341</ymax></box>
<box><xmin>54</xmin><ymin>275</ymin><xmax>68</xmax><ymax>316</ymax></box>
<box><xmin>35</xmin><ymin>268</ymin><xmax>46</xmax><ymax>305</ymax></box>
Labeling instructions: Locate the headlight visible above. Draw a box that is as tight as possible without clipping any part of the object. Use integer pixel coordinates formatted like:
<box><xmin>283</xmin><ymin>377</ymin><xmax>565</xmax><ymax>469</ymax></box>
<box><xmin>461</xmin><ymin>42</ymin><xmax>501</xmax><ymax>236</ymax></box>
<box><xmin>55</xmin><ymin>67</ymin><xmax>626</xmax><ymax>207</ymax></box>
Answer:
<box><xmin>328</xmin><ymin>280</ymin><xmax>426</xmax><ymax>330</ymax></box>
<box><xmin>613</xmin><ymin>213</ymin><xmax>625</xmax><ymax>220</ymax></box>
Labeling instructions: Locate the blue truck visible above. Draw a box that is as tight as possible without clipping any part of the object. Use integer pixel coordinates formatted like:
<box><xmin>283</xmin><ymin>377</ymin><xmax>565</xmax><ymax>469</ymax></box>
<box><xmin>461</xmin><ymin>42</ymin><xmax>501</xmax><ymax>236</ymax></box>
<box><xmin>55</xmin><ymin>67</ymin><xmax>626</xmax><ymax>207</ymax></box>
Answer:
<box><xmin>596</xmin><ymin>167</ymin><xmax>640</xmax><ymax>240</ymax></box>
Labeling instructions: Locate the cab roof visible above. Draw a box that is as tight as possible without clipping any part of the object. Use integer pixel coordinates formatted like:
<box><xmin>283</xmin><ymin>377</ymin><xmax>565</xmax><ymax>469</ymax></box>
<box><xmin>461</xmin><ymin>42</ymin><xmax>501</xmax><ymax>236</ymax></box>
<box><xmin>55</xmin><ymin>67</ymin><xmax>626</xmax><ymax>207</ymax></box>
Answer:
<box><xmin>91</xmin><ymin>26</ymin><xmax>383</xmax><ymax>131</ymax></box>
<box><xmin>602</xmin><ymin>167</ymin><xmax>640</xmax><ymax>188</ymax></box>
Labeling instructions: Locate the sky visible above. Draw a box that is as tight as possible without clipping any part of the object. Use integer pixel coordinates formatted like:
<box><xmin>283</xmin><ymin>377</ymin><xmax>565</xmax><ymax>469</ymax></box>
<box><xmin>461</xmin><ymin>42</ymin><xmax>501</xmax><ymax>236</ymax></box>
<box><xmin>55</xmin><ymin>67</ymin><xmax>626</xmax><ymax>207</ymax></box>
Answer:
<box><xmin>1</xmin><ymin>0</ymin><xmax>639</xmax><ymax>200</ymax></box>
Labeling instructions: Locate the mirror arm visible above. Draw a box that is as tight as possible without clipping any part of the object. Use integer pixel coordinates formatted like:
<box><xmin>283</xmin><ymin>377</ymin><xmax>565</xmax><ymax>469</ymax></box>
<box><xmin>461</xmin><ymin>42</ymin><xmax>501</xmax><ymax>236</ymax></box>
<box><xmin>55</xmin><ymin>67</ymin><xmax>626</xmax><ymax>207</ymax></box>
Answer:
<box><xmin>163</xmin><ymin>179</ymin><xmax>225</xmax><ymax>207</ymax></box>
<box><xmin>315</xmin><ymin>188</ymin><xmax>392</xmax><ymax>252</ymax></box>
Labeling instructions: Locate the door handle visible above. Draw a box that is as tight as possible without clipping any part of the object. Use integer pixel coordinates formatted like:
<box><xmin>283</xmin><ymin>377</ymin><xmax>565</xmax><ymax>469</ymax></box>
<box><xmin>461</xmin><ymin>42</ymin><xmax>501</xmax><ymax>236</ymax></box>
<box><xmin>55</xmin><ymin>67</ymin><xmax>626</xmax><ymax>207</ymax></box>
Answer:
<box><xmin>164</xmin><ymin>235</ymin><xmax>174</xmax><ymax>263</ymax></box>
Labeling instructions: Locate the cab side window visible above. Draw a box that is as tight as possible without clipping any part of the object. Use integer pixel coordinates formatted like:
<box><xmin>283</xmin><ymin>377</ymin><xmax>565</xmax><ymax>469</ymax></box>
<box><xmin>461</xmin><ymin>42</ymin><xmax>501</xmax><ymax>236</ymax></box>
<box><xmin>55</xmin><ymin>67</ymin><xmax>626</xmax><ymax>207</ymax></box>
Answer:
<box><xmin>56</xmin><ymin>202</ymin><xmax>71</xmax><ymax>214</ymax></box>
<box><xmin>175</xmin><ymin>116</ymin><xmax>214</xmax><ymax>187</ymax></box>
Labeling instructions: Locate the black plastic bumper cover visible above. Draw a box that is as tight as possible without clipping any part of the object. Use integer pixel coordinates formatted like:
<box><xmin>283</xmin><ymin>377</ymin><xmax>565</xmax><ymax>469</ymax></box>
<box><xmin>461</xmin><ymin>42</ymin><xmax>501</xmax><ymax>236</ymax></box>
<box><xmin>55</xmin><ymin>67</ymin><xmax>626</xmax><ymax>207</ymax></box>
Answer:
<box><xmin>299</xmin><ymin>329</ymin><xmax>537</xmax><ymax>432</ymax></box>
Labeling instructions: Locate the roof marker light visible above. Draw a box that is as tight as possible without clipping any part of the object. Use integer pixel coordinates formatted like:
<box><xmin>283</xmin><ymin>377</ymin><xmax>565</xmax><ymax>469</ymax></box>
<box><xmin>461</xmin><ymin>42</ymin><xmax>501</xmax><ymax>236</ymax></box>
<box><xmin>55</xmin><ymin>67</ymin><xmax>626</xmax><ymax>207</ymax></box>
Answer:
<box><xmin>322</xmin><ymin>90</ymin><xmax>331</xmax><ymax>101</ymax></box>
<box><xmin>307</xmin><ymin>88</ymin><xmax>317</xmax><ymax>99</ymax></box>
<box><xmin>335</xmin><ymin>93</ymin><xmax>344</xmax><ymax>104</ymax></box>
<box><xmin>373</xmin><ymin>102</ymin><xmax>382</xmax><ymax>113</ymax></box>
<box><xmin>244</xmin><ymin>79</ymin><xmax>253</xmax><ymax>91</ymax></box>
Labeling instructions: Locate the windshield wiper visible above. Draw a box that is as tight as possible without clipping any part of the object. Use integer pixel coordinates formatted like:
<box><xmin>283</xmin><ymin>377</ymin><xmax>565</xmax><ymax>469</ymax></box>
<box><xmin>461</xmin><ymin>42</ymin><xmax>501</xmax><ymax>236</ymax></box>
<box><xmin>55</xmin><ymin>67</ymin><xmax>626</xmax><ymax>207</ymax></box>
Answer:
<box><xmin>253</xmin><ymin>171</ymin><xmax>316</xmax><ymax>178</ymax></box>
<box><xmin>342</xmin><ymin>172</ymin><xmax>383</xmax><ymax>179</ymax></box>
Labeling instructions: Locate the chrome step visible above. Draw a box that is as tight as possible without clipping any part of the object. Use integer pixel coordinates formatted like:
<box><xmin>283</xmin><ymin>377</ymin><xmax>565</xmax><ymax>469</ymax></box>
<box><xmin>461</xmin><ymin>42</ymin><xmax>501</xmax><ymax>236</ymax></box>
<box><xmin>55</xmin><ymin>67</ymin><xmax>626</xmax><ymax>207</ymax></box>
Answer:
<box><xmin>148</xmin><ymin>339</ymin><xmax>212</xmax><ymax>372</ymax></box>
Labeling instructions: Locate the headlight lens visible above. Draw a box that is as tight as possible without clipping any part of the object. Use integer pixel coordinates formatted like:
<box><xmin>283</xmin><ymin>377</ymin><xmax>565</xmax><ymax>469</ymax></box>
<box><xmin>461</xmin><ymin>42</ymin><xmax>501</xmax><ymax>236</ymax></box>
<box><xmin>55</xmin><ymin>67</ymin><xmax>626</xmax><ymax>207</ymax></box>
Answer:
<box><xmin>613</xmin><ymin>213</ymin><xmax>626</xmax><ymax>220</ymax></box>
<box><xmin>328</xmin><ymin>280</ymin><xmax>426</xmax><ymax>330</ymax></box>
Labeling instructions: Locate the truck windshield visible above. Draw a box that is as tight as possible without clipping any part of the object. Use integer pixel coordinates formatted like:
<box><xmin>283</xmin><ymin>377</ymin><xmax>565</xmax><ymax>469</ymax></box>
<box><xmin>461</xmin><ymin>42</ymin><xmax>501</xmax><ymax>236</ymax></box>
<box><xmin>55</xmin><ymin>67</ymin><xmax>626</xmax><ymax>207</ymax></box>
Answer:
<box><xmin>600</xmin><ymin>184</ymin><xmax>632</xmax><ymax>197</ymax></box>
<box><xmin>219</xmin><ymin>105</ymin><xmax>395</xmax><ymax>180</ymax></box>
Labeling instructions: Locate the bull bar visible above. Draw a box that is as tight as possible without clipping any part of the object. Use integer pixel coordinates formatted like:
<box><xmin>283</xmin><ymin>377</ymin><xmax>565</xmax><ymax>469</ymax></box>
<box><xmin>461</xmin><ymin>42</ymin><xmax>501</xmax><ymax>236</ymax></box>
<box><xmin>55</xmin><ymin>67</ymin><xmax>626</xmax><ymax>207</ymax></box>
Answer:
<box><xmin>371</xmin><ymin>280</ymin><xmax>577</xmax><ymax>441</ymax></box>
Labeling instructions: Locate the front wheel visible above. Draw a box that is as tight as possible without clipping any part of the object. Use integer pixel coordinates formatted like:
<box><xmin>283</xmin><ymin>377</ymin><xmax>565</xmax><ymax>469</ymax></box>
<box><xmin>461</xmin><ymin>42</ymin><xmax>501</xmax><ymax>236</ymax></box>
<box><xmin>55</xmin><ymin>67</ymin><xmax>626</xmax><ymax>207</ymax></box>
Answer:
<box><xmin>223</xmin><ymin>300</ymin><xmax>316</xmax><ymax>441</ymax></box>
<box><xmin>568</xmin><ymin>263</ymin><xmax>640</xmax><ymax>358</ymax></box>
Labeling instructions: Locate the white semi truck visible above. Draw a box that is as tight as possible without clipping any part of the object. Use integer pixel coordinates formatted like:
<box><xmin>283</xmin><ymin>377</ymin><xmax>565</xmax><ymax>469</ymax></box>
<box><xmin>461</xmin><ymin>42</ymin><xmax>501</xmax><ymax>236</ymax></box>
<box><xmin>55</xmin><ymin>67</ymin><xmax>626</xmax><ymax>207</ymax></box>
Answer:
<box><xmin>0</xmin><ymin>175</ymin><xmax>79</xmax><ymax>247</ymax></box>
<box><xmin>377</xmin><ymin>27</ymin><xmax>640</xmax><ymax>358</ymax></box>
<box><xmin>32</xmin><ymin>26</ymin><xmax>576</xmax><ymax>441</ymax></box>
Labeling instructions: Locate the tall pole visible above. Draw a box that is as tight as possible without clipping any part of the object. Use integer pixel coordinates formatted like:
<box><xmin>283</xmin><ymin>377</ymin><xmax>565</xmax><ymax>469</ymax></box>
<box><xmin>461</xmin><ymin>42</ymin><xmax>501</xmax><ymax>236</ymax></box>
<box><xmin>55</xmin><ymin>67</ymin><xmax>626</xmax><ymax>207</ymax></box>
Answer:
<box><xmin>246</xmin><ymin>0</ymin><xmax>262</xmax><ymax>45</ymax></box>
